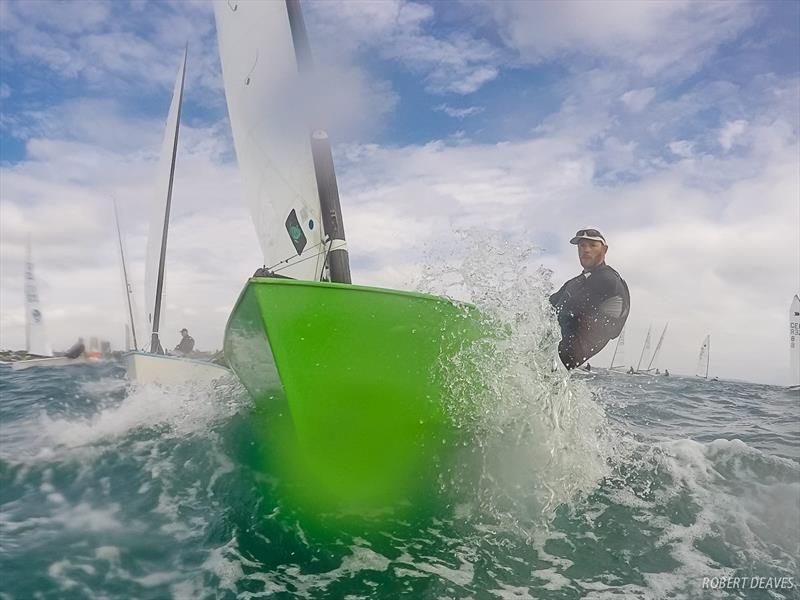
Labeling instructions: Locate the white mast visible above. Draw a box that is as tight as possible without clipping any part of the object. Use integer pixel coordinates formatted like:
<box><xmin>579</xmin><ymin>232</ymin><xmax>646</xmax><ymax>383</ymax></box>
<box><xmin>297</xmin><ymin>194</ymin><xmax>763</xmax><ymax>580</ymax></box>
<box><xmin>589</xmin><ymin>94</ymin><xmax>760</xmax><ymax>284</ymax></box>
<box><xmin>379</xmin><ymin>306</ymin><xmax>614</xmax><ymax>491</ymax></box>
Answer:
<box><xmin>144</xmin><ymin>49</ymin><xmax>187</xmax><ymax>354</ymax></box>
<box><xmin>24</xmin><ymin>239</ymin><xmax>53</xmax><ymax>357</ymax></box>
<box><xmin>790</xmin><ymin>295</ymin><xmax>800</xmax><ymax>387</ymax></box>
<box><xmin>635</xmin><ymin>324</ymin><xmax>652</xmax><ymax>372</ymax></box>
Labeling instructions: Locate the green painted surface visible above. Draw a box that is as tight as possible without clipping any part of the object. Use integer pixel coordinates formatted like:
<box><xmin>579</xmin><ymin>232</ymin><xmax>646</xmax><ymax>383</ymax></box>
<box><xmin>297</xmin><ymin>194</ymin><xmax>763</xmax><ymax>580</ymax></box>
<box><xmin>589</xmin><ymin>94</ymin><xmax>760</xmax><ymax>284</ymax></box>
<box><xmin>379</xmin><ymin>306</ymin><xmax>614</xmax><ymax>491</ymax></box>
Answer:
<box><xmin>224</xmin><ymin>278</ymin><xmax>486</xmax><ymax>513</ymax></box>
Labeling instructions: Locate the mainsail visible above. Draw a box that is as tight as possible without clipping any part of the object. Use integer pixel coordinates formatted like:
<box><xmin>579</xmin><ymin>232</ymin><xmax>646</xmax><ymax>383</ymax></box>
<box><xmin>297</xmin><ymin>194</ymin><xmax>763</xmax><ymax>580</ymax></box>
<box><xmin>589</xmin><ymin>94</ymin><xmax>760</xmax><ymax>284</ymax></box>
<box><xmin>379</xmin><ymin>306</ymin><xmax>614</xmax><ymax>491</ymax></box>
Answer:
<box><xmin>144</xmin><ymin>49</ymin><xmax>187</xmax><ymax>354</ymax></box>
<box><xmin>696</xmin><ymin>335</ymin><xmax>710</xmax><ymax>378</ymax></box>
<box><xmin>635</xmin><ymin>324</ymin><xmax>652</xmax><ymax>372</ymax></box>
<box><xmin>113</xmin><ymin>199</ymin><xmax>139</xmax><ymax>351</ymax></box>
<box><xmin>609</xmin><ymin>327</ymin><xmax>626</xmax><ymax>370</ymax></box>
<box><xmin>645</xmin><ymin>322</ymin><xmax>668</xmax><ymax>372</ymax></box>
<box><xmin>24</xmin><ymin>239</ymin><xmax>53</xmax><ymax>357</ymax></box>
<box><xmin>790</xmin><ymin>295</ymin><xmax>800</xmax><ymax>387</ymax></box>
<box><xmin>213</xmin><ymin>0</ymin><xmax>350</xmax><ymax>282</ymax></box>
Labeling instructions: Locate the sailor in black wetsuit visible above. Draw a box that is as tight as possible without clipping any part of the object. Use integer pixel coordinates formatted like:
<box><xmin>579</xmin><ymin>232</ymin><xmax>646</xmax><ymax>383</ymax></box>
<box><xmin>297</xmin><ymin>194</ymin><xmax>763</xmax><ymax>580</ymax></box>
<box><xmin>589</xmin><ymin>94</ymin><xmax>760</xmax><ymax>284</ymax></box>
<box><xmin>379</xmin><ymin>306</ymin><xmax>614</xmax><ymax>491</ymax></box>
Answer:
<box><xmin>550</xmin><ymin>228</ymin><xmax>630</xmax><ymax>369</ymax></box>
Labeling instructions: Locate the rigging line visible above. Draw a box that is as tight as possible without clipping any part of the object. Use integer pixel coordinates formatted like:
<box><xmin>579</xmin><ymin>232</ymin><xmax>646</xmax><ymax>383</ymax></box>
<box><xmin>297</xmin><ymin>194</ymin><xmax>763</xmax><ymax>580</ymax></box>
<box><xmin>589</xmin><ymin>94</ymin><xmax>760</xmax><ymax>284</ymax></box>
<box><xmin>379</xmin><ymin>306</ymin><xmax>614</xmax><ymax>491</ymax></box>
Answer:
<box><xmin>270</xmin><ymin>245</ymin><xmax>331</xmax><ymax>274</ymax></box>
<box><xmin>264</xmin><ymin>239</ymin><xmax>327</xmax><ymax>272</ymax></box>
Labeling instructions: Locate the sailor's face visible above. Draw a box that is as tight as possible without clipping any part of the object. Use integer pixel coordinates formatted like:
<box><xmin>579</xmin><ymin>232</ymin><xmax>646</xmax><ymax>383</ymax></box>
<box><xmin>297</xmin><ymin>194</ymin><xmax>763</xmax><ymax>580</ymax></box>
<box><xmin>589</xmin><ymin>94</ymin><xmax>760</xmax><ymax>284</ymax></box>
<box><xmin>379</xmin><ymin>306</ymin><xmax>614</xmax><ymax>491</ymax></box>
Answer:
<box><xmin>577</xmin><ymin>240</ymin><xmax>606</xmax><ymax>269</ymax></box>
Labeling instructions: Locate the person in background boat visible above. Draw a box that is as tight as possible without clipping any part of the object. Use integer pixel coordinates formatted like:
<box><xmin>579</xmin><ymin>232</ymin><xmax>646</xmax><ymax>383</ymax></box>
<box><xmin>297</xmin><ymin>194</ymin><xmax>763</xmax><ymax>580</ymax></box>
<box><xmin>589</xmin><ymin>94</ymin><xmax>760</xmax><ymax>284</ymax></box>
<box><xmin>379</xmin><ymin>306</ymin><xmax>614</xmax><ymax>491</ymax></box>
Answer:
<box><xmin>664</xmin><ymin>369</ymin><xmax>670</xmax><ymax>377</ymax></box>
<box><xmin>174</xmin><ymin>328</ymin><xmax>195</xmax><ymax>356</ymax></box>
<box><xmin>628</xmin><ymin>366</ymin><xmax>635</xmax><ymax>374</ymax></box>
<box><xmin>550</xmin><ymin>228</ymin><xmax>630</xmax><ymax>370</ymax></box>
<box><xmin>64</xmin><ymin>338</ymin><xmax>85</xmax><ymax>359</ymax></box>
<box><xmin>656</xmin><ymin>368</ymin><xmax>660</xmax><ymax>375</ymax></box>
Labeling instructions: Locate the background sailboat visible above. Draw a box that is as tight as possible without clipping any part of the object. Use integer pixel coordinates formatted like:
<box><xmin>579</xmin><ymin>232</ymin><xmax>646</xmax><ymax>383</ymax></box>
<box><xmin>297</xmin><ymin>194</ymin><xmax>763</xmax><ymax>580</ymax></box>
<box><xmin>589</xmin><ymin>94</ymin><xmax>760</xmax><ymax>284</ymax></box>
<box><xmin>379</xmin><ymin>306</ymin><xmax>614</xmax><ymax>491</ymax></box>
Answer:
<box><xmin>12</xmin><ymin>241</ymin><xmax>91</xmax><ymax>370</ymax></box>
<box><xmin>642</xmin><ymin>322</ymin><xmax>668</xmax><ymax>373</ymax></box>
<box><xmin>216</xmin><ymin>0</ymin><xmax>486</xmax><ymax>509</ymax></box>
<box><xmin>113</xmin><ymin>198</ymin><xmax>139</xmax><ymax>352</ymax></box>
<box><xmin>608</xmin><ymin>327</ymin><xmax>626</xmax><ymax>371</ymax></box>
<box><xmin>790</xmin><ymin>295</ymin><xmax>799</xmax><ymax>389</ymax></box>
<box><xmin>633</xmin><ymin>324</ymin><xmax>652</xmax><ymax>374</ymax></box>
<box><xmin>123</xmin><ymin>49</ymin><xmax>227</xmax><ymax>385</ymax></box>
<box><xmin>696</xmin><ymin>335</ymin><xmax>711</xmax><ymax>379</ymax></box>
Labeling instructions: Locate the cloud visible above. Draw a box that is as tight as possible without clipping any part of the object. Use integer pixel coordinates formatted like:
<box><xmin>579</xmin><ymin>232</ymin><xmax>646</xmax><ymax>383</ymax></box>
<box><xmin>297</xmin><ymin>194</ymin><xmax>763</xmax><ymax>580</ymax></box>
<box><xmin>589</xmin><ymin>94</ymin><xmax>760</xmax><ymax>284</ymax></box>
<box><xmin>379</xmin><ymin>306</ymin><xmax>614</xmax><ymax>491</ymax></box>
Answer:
<box><xmin>434</xmin><ymin>104</ymin><xmax>485</xmax><ymax>119</ymax></box>
<box><xmin>718</xmin><ymin>119</ymin><xmax>748</xmax><ymax>151</ymax></box>
<box><xmin>620</xmin><ymin>87</ymin><xmax>656</xmax><ymax>112</ymax></box>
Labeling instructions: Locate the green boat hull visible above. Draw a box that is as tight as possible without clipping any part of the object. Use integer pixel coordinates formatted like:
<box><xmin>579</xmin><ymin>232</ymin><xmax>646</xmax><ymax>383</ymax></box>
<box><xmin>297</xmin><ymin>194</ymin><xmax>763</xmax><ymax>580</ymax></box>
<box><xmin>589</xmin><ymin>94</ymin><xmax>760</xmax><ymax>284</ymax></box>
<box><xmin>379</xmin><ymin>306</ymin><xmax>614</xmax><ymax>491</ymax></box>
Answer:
<box><xmin>224</xmin><ymin>278</ymin><xmax>485</xmax><ymax>512</ymax></box>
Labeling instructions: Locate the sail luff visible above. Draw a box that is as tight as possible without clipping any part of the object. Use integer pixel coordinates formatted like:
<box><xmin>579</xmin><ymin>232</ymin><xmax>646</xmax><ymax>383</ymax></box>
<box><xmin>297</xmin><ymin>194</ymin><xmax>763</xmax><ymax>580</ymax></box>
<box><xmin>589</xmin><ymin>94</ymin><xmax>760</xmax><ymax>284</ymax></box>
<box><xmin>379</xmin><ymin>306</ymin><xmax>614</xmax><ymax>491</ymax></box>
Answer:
<box><xmin>284</xmin><ymin>0</ymin><xmax>351</xmax><ymax>284</ymax></box>
<box><xmin>146</xmin><ymin>48</ymin><xmax>187</xmax><ymax>354</ymax></box>
<box><xmin>113</xmin><ymin>198</ymin><xmax>139</xmax><ymax>350</ymax></box>
<box><xmin>706</xmin><ymin>335</ymin><xmax>711</xmax><ymax>379</ymax></box>
<box><xmin>636</xmin><ymin>325</ymin><xmax>652</xmax><ymax>372</ymax></box>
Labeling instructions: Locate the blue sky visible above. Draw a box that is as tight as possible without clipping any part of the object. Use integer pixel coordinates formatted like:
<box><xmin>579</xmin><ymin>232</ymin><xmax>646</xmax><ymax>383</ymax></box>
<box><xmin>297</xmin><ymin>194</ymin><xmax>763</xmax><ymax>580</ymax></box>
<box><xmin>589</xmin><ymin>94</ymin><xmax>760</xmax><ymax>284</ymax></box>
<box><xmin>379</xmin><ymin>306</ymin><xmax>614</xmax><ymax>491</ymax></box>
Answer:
<box><xmin>1</xmin><ymin>0</ymin><xmax>798</xmax><ymax>384</ymax></box>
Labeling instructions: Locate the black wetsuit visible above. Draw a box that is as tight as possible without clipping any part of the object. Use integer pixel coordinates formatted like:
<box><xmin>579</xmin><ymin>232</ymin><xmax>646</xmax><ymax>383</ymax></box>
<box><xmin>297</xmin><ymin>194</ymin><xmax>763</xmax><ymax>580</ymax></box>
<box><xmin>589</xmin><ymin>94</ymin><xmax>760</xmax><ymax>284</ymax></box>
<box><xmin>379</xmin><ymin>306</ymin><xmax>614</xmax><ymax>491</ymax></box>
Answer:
<box><xmin>549</xmin><ymin>263</ymin><xmax>630</xmax><ymax>369</ymax></box>
<box><xmin>174</xmin><ymin>335</ymin><xmax>195</xmax><ymax>355</ymax></box>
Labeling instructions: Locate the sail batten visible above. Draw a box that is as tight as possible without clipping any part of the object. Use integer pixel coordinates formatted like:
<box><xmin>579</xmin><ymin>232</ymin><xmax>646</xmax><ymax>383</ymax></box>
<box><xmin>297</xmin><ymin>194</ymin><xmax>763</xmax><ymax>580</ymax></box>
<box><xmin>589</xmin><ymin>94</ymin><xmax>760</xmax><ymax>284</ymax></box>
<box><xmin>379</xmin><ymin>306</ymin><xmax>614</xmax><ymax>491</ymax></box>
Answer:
<box><xmin>144</xmin><ymin>49</ymin><xmax>187</xmax><ymax>354</ymax></box>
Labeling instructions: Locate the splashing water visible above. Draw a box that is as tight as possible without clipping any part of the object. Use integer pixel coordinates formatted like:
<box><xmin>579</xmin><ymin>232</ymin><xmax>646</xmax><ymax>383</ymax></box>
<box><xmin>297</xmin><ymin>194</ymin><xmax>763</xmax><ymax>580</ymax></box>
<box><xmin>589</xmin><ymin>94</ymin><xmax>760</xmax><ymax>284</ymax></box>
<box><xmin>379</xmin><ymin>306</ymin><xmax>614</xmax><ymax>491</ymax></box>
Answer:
<box><xmin>415</xmin><ymin>230</ymin><xmax>615</xmax><ymax>528</ymax></box>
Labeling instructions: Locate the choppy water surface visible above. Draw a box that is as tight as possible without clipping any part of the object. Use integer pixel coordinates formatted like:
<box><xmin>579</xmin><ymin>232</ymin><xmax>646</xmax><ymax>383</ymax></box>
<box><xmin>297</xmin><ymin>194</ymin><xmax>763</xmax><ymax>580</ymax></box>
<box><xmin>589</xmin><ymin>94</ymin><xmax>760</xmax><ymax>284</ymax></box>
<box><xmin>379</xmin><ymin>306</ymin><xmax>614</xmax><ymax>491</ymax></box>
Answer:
<box><xmin>2</xmin><ymin>244</ymin><xmax>798</xmax><ymax>599</ymax></box>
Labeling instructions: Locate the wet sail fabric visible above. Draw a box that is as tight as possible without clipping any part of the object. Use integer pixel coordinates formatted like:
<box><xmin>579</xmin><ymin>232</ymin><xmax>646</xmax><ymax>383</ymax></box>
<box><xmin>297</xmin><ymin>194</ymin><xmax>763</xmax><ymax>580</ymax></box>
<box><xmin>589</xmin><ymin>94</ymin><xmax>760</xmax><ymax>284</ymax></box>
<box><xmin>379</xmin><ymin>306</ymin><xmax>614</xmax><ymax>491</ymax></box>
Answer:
<box><xmin>609</xmin><ymin>327</ymin><xmax>626</xmax><ymax>370</ymax></box>
<box><xmin>214</xmin><ymin>1</ymin><xmax>327</xmax><ymax>281</ymax></box>
<box><xmin>144</xmin><ymin>51</ymin><xmax>186</xmax><ymax>353</ymax></box>
<box><xmin>24</xmin><ymin>242</ymin><xmax>53</xmax><ymax>357</ymax></box>
<box><xmin>696</xmin><ymin>335</ymin><xmax>710</xmax><ymax>378</ymax></box>
<box><xmin>790</xmin><ymin>296</ymin><xmax>800</xmax><ymax>387</ymax></box>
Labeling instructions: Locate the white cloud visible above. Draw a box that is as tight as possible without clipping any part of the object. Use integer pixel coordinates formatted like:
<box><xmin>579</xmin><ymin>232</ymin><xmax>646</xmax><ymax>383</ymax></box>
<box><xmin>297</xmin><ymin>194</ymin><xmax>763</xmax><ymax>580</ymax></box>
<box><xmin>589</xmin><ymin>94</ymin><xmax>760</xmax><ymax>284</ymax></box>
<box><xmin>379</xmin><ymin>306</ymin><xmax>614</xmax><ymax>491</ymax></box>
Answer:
<box><xmin>669</xmin><ymin>140</ymin><xmax>695</xmax><ymax>158</ymax></box>
<box><xmin>718</xmin><ymin>119</ymin><xmax>748</xmax><ymax>151</ymax></box>
<box><xmin>488</xmin><ymin>1</ymin><xmax>756</xmax><ymax>79</ymax></box>
<box><xmin>620</xmin><ymin>87</ymin><xmax>656</xmax><ymax>112</ymax></box>
<box><xmin>434</xmin><ymin>104</ymin><xmax>485</xmax><ymax>119</ymax></box>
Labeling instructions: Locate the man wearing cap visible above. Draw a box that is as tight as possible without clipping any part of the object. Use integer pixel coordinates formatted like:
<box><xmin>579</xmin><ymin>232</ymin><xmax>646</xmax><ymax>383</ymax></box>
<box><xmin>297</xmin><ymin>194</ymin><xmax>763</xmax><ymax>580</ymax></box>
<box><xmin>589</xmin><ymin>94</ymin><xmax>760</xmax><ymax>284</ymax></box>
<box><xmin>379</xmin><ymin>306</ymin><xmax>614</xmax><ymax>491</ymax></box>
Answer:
<box><xmin>549</xmin><ymin>228</ymin><xmax>630</xmax><ymax>369</ymax></box>
<box><xmin>174</xmin><ymin>328</ymin><xmax>195</xmax><ymax>356</ymax></box>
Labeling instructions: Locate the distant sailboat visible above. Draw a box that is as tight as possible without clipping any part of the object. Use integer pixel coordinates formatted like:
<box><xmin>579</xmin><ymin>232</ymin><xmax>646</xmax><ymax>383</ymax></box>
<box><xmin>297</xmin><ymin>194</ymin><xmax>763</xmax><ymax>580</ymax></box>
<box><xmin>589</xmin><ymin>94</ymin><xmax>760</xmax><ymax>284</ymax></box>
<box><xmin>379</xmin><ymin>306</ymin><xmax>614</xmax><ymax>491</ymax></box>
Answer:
<box><xmin>642</xmin><ymin>322</ymin><xmax>668</xmax><ymax>373</ymax></box>
<box><xmin>790</xmin><ymin>295</ymin><xmax>799</xmax><ymax>389</ymax></box>
<box><xmin>13</xmin><ymin>241</ymin><xmax>89</xmax><ymax>371</ymax></box>
<box><xmin>696</xmin><ymin>335</ymin><xmax>710</xmax><ymax>379</ymax></box>
<box><xmin>634</xmin><ymin>324</ymin><xmax>652</xmax><ymax>374</ymax></box>
<box><xmin>23</xmin><ymin>239</ymin><xmax>52</xmax><ymax>358</ymax></box>
<box><xmin>113</xmin><ymin>198</ymin><xmax>139</xmax><ymax>352</ymax></box>
<box><xmin>609</xmin><ymin>327</ymin><xmax>626</xmax><ymax>371</ymax></box>
<box><xmin>122</xmin><ymin>49</ymin><xmax>228</xmax><ymax>385</ymax></box>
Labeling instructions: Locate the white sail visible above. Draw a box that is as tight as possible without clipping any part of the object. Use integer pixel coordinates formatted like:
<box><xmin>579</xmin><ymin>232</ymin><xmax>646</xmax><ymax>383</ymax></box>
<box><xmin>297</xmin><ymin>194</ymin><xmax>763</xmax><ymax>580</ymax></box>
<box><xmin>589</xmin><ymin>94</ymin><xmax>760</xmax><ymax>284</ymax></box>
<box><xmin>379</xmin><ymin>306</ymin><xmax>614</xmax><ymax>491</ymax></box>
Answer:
<box><xmin>113</xmin><ymin>199</ymin><xmax>141</xmax><ymax>351</ymax></box>
<box><xmin>144</xmin><ymin>50</ymin><xmax>187</xmax><ymax>353</ymax></box>
<box><xmin>645</xmin><ymin>322</ymin><xmax>668</xmax><ymax>372</ymax></box>
<box><xmin>635</xmin><ymin>325</ymin><xmax>652</xmax><ymax>372</ymax></box>
<box><xmin>790</xmin><ymin>295</ymin><xmax>800</xmax><ymax>387</ymax></box>
<box><xmin>609</xmin><ymin>327</ymin><xmax>626</xmax><ymax>370</ymax></box>
<box><xmin>214</xmin><ymin>0</ymin><xmax>327</xmax><ymax>281</ymax></box>
<box><xmin>24</xmin><ymin>240</ymin><xmax>53</xmax><ymax>357</ymax></box>
<box><xmin>696</xmin><ymin>335</ymin><xmax>710</xmax><ymax>378</ymax></box>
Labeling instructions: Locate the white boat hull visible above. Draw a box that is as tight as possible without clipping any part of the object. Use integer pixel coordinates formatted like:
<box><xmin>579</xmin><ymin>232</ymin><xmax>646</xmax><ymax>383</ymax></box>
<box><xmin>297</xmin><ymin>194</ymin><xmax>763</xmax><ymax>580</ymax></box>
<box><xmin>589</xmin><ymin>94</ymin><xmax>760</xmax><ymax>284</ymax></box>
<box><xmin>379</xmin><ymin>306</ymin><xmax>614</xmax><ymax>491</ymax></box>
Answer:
<box><xmin>124</xmin><ymin>351</ymin><xmax>229</xmax><ymax>385</ymax></box>
<box><xmin>11</xmin><ymin>356</ymin><xmax>94</xmax><ymax>371</ymax></box>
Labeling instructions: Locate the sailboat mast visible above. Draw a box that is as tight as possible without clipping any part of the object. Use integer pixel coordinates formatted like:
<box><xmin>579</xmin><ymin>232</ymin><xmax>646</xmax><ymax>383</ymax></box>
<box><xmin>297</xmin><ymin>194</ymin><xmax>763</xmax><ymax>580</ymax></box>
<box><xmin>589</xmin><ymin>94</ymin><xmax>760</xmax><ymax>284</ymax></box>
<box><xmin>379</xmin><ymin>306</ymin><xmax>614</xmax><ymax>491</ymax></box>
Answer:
<box><xmin>150</xmin><ymin>47</ymin><xmax>187</xmax><ymax>353</ymax></box>
<box><xmin>609</xmin><ymin>328</ymin><xmax>623</xmax><ymax>369</ymax></box>
<box><xmin>284</xmin><ymin>0</ymin><xmax>351</xmax><ymax>284</ymax></box>
<box><xmin>636</xmin><ymin>325</ymin><xmax>651</xmax><ymax>372</ymax></box>
<box><xmin>113</xmin><ymin>199</ymin><xmax>139</xmax><ymax>350</ymax></box>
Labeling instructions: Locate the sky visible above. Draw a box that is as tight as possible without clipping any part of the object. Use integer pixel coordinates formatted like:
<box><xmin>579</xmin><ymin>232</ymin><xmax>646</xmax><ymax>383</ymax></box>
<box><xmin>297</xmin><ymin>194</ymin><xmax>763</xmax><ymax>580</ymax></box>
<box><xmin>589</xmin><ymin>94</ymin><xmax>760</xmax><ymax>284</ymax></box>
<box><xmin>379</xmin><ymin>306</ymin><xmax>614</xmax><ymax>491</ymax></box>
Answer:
<box><xmin>0</xmin><ymin>0</ymin><xmax>798</xmax><ymax>385</ymax></box>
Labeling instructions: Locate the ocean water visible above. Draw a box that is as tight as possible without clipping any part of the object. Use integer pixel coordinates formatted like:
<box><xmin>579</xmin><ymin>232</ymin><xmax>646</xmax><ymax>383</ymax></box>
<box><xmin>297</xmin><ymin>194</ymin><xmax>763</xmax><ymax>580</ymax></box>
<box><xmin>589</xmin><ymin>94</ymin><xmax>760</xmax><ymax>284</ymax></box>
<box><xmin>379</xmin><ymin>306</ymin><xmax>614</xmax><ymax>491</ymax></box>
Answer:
<box><xmin>1</xmin><ymin>242</ymin><xmax>798</xmax><ymax>599</ymax></box>
<box><xmin>1</xmin><ymin>362</ymin><xmax>798</xmax><ymax>600</ymax></box>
